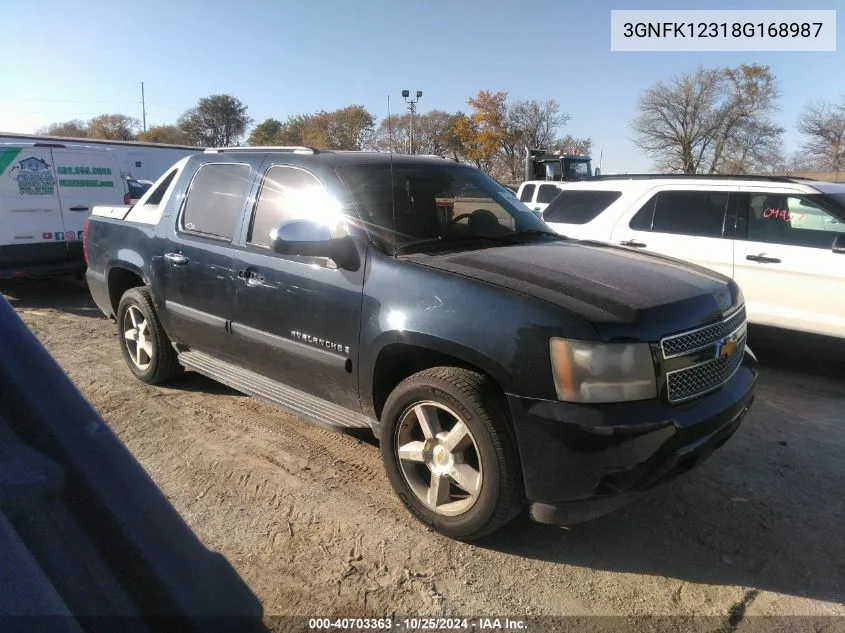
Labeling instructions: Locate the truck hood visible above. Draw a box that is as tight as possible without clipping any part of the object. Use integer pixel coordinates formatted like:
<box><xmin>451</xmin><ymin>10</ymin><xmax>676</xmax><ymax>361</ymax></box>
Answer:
<box><xmin>404</xmin><ymin>239</ymin><xmax>740</xmax><ymax>342</ymax></box>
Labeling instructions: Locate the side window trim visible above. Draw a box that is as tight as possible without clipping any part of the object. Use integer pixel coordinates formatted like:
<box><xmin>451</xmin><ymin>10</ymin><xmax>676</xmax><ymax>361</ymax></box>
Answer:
<box><xmin>176</xmin><ymin>161</ymin><xmax>252</xmax><ymax>242</ymax></box>
<box><xmin>628</xmin><ymin>192</ymin><xmax>656</xmax><ymax>231</ymax></box>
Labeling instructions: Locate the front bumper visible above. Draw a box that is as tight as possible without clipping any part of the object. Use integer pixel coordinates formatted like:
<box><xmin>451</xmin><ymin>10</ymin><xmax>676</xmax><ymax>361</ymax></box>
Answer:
<box><xmin>507</xmin><ymin>348</ymin><xmax>758</xmax><ymax>525</ymax></box>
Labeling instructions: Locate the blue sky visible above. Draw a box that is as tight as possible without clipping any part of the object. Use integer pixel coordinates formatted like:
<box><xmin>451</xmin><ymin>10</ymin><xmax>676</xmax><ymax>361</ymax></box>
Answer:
<box><xmin>0</xmin><ymin>0</ymin><xmax>842</xmax><ymax>172</ymax></box>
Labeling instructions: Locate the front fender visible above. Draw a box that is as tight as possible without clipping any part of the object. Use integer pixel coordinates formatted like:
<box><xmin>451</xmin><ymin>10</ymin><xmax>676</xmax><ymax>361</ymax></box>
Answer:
<box><xmin>365</xmin><ymin>329</ymin><xmax>513</xmax><ymax>398</ymax></box>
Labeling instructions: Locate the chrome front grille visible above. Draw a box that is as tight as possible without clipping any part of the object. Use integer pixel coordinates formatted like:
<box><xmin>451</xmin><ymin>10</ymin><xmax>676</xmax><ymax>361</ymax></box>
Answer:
<box><xmin>661</xmin><ymin>306</ymin><xmax>746</xmax><ymax>359</ymax></box>
<box><xmin>660</xmin><ymin>307</ymin><xmax>748</xmax><ymax>404</ymax></box>
<box><xmin>666</xmin><ymin>334</ymin><xmax>746</xmax><ymax>403</ymax></box>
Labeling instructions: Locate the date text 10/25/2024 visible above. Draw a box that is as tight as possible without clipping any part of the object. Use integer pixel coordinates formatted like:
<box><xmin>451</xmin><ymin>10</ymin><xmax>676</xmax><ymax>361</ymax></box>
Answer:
<box><xmin>308</xmin><ymin>617</ymin><xmax>527</xmax><ymax>631</ymax></box>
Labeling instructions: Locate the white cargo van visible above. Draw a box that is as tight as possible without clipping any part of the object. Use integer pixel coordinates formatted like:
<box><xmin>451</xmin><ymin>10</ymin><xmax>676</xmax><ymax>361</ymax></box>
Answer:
<box><xmin>0</xmin><ymin>142</ymin><xmax>127</xmax><ymax>279</ymax></box>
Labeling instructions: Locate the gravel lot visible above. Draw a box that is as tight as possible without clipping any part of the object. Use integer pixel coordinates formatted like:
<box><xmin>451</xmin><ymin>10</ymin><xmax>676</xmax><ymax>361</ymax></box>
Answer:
<box><xmin>3</xmin><ymin>278</ymin><xmax>844</xmax><ymax>629</ymax></box>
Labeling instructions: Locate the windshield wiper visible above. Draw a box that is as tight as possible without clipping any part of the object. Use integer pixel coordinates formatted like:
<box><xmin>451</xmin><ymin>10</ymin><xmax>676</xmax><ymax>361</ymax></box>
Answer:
<box><xmin>394</xmin><ymin>237</ymin><xmax>448</xmax><ymax>253</ymax></box>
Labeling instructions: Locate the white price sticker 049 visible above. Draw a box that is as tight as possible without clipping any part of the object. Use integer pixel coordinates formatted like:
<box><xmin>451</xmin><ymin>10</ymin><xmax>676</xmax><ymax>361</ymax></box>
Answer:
<box><xmin>610</xmin><ymin>10</ymin><xmax>836</xmax><ymax>52</ymax></box>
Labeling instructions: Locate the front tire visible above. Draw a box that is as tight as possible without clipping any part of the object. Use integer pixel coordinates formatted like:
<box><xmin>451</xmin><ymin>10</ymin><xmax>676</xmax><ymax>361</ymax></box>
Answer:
<box><xmin>380</xmin><ymin>367</ymin><xmax>524</xmax><ymax>540</ymax></box>
<box><xmin>117</xmin><ymin>287</ymin><xmax>182</xmax><ymax>384</ymax></box>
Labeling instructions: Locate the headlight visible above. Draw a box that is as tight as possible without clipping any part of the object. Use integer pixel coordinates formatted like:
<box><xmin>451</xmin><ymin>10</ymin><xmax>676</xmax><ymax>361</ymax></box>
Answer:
<box><xmin>550</xmin><ymin>338</ymin><xmax>657</xmax><ymax>403</ymax></box>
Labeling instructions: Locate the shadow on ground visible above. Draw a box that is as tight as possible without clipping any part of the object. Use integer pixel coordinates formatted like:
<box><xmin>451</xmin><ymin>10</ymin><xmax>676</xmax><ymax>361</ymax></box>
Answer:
<box><xmin>482</xmin><ymin>329</ymin><xmax>845</xmax><ymax>606</ymax></box>
<box><xmin>0</xmin><ymin>277</ymin><xmax>102</xmax><ymax>319</ymax></box>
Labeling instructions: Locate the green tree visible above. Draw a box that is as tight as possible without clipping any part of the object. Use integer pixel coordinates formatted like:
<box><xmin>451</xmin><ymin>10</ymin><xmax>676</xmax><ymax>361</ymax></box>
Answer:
<box><xmin>247</xmin><ymin>114</ymin><xmax>316</xmax><ymax>146</ymax></box>
<box><xmin>177</xmin><ymin>94</ymin><xmax>253</xmax><ymax>147</ymax></box>
<box><xmin>300</xmin><ymin>105</ymin><xmax>375</xmax><ymax>150</ymax></box>
<box><xmin>248</xmin><ymin>118</ymin><xmax>283</xmax><ymax>145</ymax></box>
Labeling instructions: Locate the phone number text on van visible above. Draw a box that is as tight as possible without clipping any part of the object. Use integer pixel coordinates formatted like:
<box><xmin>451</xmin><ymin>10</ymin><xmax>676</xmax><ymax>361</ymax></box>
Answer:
<box><xmin>57</xmin><ymin>166</ymin><xmax>113</xmax><ymax>175</ymax></box>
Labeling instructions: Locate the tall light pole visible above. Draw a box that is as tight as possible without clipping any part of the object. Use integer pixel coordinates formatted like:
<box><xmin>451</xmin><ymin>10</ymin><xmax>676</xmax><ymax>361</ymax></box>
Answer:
<box><xmin>402</xmin><ymin>90</ymin><xmax>422</xmax><ymax>154</ymax></box>
<box><xmin>140</xmin><ymin>81</ymin><xmax>147</xmax><ymax>133</ymax></box>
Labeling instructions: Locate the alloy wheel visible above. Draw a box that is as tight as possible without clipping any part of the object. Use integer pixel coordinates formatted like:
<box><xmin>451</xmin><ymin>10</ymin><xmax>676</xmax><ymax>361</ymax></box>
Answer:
<box><xmin>122</xmin><ymin>305</ymin><xmax>153</xmax><ymax>371</ymax></box>
<box><xmin>395</xmin><ymin>401</ymin><xmax>483</xmax><ymax>516</ymax></box>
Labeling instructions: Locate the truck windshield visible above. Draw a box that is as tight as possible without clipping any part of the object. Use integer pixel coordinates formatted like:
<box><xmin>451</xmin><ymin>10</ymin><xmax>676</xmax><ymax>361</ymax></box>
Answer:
<box><xmin>338</xmin><ymin>164</ymin><xmax>555</xmax><ymax>254</ymax></box>
<box><xmin>563</xmin><ymin>160</ymin><xmax>591</xmax><ymax>178</ymax></box>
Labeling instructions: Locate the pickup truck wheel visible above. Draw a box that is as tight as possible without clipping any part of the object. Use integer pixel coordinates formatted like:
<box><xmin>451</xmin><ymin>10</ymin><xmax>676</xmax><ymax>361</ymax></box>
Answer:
<box><xmin>117</xmin><ymin>287</ymin><xmax>181</xmax><ymax>384</ymax></box>
<box><xmin>380</xmin><ymin>367</ymin><xmax>524</xmax><ymax>540</ymax></box>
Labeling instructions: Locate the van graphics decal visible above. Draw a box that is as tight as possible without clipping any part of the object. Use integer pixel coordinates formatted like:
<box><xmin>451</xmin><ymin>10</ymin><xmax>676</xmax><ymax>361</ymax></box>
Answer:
<box><xmin>0</xmin><ymin>147</ymin><xmax>23</xmax><ymax>176</ymax></box>
<box><xmin>9</xmin><ymin>155</ymin><xmax>56</xmax><ymax>196</ymax></box>
<box><xmin>57</xmin><ymin>165</ymin><xmax>114</xmax><ymax>188</ymax></box>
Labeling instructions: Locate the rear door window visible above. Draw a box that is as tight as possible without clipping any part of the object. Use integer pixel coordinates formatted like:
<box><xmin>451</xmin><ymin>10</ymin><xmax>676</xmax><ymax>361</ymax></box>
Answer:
<box><xmin>544</xmin><ymin>190</ymin><xmax>622</xmax><ymax>224</ymax></box>
<box><xmin>631</xmin><ymin>190</ymin><xmax>729</xmax><ymax>238</ymax></box>
<box><xmin>536</xmin><ymin>184</ymin><xmax>561</xmax><ymax>204</ymax></box>
<box><xmin>180</xmin><ymin>163</ymin><xmax>251</xmax><ymax>241</ymax></box>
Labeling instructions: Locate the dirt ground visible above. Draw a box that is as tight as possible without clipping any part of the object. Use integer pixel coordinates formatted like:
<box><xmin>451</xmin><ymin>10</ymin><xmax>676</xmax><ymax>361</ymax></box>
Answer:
<box><xmin>3</xmin><ymin>278</ymin><xmax>844</xmax><ymax>627</ymax></box>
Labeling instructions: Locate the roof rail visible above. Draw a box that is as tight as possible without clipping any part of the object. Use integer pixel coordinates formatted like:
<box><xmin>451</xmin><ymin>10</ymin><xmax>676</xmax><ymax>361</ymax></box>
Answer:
<box><xmin>33</xmin><ymin>142</ymin><xmax>67</xmax><ymax>148</ymax></box>
<box><xmin>203</xmin><ymin>145</ymin><xmax>316</xmax><ymax>154</ymax></box>
<box><xmin>589</xmin><ymin>173</ymin><xmax>817</xmax><ymax>183</ymax></box>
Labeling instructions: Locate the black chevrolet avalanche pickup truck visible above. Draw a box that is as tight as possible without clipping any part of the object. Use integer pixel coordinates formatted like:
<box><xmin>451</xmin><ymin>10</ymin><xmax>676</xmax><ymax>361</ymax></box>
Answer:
<box><xmin>83</xmin><ymin>148</ymin><xmax>758</xmax><ymax>540</ymax></box>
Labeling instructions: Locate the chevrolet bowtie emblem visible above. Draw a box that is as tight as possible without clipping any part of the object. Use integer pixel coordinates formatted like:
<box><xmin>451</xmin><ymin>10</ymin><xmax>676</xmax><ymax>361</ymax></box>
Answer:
<box><xmin>715</xmin><ymin>337</ymin><xmax>738</xmax><ymax>359</ymax></box>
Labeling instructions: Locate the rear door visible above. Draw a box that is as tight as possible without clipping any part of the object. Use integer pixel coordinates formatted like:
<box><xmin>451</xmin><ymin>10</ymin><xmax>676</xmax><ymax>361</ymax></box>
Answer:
<box><xmin>610</xmin><ymin>187</ymin><xmax>735</xmax><ymax>279</ymax></box>
<box><xmin>55</xmin><ymin>149</ymin><xmax>126</xmax><ymax>260</ymax></box>
<box><xmin>158</xmin><ymin>161</ymin><xmax>252</xmax><ymax>356</ymax></box>
<box><xmin>732</xmin><ymin>189</ymin><xmax>845</xmax><ymax>337</ymax></box>
<box><xmin>0</xmin><ymin>146</ymin><xmax>66</xmax><ymax>269</ymax></box>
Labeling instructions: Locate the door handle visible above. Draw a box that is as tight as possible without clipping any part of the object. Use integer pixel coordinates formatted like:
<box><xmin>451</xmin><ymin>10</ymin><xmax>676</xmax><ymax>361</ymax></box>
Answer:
<box><xmin>69</xmin><ymin>206</ymin><xmax>89</xmax><ymax>212</ymax></box>
<box><xmin>620</xmin><ymin>240</ymin><xmax>647</xmax><ymax>248</ymax></box>
<box><xmin>746</xmin><ymin>254</ymin><xmax>781</xmax><ymax>264</ymax></box>
<box><xmin>163</xmin><ymin>252</ymin><xmax>188</xmax><ymax>265</ymax></box>
<box><xmin>238</xmin><ymin>269</ymin><xmax>265</xmax><ymax>286</ymax></box>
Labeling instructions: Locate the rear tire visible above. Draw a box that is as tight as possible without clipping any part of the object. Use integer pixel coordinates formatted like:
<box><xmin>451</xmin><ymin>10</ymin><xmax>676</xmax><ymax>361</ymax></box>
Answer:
<box><xmin>117</xmin><ymin>287</ymin><xmax>182</xmax><ymax>384</ymax></box>
<box><xmin>380</xmin><ymin>367</ymin><xmax>524</xmax><ymax>540</ymax></box>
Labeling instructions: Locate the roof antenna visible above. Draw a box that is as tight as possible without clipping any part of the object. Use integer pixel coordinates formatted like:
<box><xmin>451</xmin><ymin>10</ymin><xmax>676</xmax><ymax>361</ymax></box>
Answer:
<box><xmin>388</xmin><ymin>93</ymin><xmax>397</xmax><ymax>259</ymax></box>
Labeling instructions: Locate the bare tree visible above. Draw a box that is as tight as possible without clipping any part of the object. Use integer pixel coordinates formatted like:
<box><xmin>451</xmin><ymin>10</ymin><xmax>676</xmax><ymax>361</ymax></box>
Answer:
<box><xmin>37</xmin><ymin>120</ymin><xmax>89</xmax><ymax>138</ymax></box>
<box><xmin>555</xmin><ymin>134</ymin><xmax>592</xmax><ymax>155</ymax></box>
<box><xmin>87</xmin><ymin>114</ymin><xmax>140</xmax><ymax>141</ymax></box>
<box><xmin>706</xmin><ymin>65</ymin><xmax>780</xmax><ymax>173</ymax></box>
<box><xmin>632</xmin><ymin>64</ymin><xmax>782</xmax><ymax>174</ymax></box>
<box><xmin>137</xmin><ymin>125</ymin><xmax>193</xmax><ymax>145</ymax></box>
<box><xmin>371</xmin><ymin>110</ymin><xmax>459</xmax><ymax>155</ymax></box>
<box><xmin>719</xmin><ymin>119</ymin><xmax>784</xmax><ymax>174</ymax></box>
<box><xmin>499</xmin><ymin>99</ymin><xmax>570</xmax><ymax>180</ymax></box>
<box><xmin>797</xmin><ymin>100</ymin><xmax>845</xmax><ymax>180</ymax></box>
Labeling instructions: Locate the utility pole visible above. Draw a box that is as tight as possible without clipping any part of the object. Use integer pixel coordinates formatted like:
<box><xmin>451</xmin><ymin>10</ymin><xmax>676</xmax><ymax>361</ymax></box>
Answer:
<box><xmin>141</xmin><ymin>82</ymin><xmax>147</xmax><ymax>133</ymax></box>
<box><xmin>401</xmin><ymin>90</ymin><xmax>422</xmax><ymax>154</ymax></box>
